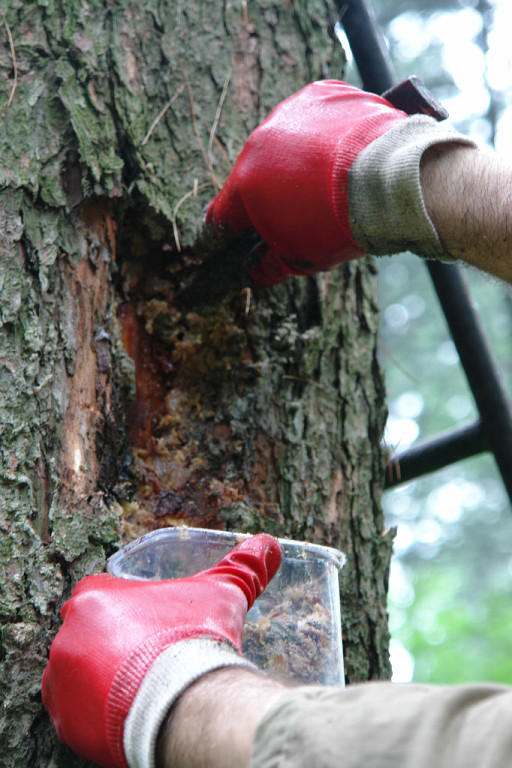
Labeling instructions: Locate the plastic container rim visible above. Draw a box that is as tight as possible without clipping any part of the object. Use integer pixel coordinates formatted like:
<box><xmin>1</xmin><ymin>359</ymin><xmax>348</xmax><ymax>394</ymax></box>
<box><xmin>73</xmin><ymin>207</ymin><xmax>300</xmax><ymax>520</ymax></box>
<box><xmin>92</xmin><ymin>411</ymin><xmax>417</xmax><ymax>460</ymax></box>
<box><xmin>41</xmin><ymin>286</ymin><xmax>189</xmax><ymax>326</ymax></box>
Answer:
<box><xmin>108</xmin><ymin>526</ymin><xmax>346</xmax><ymax>574</ymax></box>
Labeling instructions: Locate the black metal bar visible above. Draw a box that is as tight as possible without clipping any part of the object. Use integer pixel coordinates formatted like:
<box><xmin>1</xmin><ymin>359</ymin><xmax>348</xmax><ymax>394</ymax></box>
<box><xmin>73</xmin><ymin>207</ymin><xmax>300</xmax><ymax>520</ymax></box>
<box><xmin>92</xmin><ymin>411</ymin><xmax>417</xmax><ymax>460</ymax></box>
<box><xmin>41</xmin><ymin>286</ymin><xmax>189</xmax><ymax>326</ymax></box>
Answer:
<box><xmin>338</xmin><ymin>0</ymin><xmax>395</xmax><ymax>93</ymax></box>
<box><xmin>385</xmin><ymin>420</ymin><xmax>486</xmax><ymax>489</ymax></box>
<box><xmin>426</xmin><ymin>261</ymin><xmax>512</xmax><ymax>501</ymax></box>
<box><xmin>339</xmin><ymin>0</ymin><xmax>512</xmax><ymax>504</ymax></box>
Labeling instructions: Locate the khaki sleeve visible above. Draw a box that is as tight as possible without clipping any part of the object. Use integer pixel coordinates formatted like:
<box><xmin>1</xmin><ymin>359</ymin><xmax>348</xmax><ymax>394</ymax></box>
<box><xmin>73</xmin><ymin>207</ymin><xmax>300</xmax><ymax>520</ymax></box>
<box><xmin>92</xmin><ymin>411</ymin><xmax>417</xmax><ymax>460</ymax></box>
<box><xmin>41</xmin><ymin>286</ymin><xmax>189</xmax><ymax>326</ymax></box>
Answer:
<box><xmin>250</xmin><ymin>681</ymin><xmax>512</xmax><ymax>768</ymax></box>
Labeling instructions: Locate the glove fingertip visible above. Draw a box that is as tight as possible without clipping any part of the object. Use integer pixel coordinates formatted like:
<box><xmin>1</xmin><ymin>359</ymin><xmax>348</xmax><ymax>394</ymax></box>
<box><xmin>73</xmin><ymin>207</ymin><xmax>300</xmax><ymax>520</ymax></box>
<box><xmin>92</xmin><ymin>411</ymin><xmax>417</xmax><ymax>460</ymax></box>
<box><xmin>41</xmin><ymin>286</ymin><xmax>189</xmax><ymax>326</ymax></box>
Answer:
<box><xmin>205</xmin><ymin>177</ymin><xmax>252</xmax><ymax>233</ymax></box>
<box><xmin>41</xmin><ymin>665</ymin><xmax>64</xmax><ymax>741</ymax></box>
<box><xmin>211</xmin><ymin>534</ymin><xmax>283</xmax><ymax>607</ymax></box>
<box><xmin>41</xmin><ymin>664</ymin><xmax>51</xmax><ymax>709</ymax></box>
<box><xmin>247</xmin><ymin>247</ymin><xmax>294</xmax><ymax>285</ymax></box>
<box><xmin>242</xmin><ymin>533</ymin><xmax>283</xmax><ymax>583</ymax></box>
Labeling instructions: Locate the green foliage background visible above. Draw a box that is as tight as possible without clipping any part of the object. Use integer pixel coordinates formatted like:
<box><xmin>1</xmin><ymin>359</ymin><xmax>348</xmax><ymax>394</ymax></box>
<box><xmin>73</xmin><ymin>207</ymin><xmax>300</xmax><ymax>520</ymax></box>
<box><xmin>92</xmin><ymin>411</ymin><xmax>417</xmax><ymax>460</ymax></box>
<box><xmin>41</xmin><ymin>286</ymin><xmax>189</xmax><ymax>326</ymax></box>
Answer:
<box><xmin>357</xmin><ymin>0</ymin><xmax>512</xmax><ymax>684</ymax></box>
<box><xmin>379</xmin><ymin>253</ymin><xmax>512</xmax><ymax>684</ymax></box>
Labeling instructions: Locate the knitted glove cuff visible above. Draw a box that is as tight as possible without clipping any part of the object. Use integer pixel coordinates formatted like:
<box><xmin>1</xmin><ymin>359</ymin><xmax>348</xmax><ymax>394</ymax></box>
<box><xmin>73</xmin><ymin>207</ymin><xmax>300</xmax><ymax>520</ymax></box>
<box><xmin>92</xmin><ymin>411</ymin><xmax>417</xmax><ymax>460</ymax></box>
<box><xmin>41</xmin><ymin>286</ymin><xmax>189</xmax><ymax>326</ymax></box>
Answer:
<box><xmin>348</xmin><ymin>115</ymin><xmax>478</xmax><ymax>261</ymax></box>
<box><xmin>123</xmin><ymin>638</ymin><xmax>256</xmax><ymax>768</ymax></box>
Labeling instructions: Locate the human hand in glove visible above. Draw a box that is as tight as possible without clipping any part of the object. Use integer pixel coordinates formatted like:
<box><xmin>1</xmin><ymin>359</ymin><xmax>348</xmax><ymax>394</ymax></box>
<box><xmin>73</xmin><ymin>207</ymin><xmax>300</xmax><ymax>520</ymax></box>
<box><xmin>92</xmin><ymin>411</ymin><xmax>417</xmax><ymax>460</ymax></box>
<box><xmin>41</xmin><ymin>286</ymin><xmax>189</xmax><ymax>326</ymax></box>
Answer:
<box><xmin>206</xmin><ymin>80</ymin><xmax>474</xmax><ymax>285</ymax></box>
<box><xmin>42</xmin><ymin>533</ymin><xmax>282</xmax><ymax>768</ymax></box>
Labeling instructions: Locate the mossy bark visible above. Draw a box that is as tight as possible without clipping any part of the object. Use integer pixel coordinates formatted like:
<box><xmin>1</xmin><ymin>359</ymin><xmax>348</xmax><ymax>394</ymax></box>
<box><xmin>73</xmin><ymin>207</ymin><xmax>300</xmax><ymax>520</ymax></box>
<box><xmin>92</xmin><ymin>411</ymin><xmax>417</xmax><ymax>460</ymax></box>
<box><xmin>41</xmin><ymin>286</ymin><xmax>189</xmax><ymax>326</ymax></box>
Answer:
<box><xmin>0</xmin><ymin>1</ymin><xmax>392</xmax><ymax>766</ymax></box>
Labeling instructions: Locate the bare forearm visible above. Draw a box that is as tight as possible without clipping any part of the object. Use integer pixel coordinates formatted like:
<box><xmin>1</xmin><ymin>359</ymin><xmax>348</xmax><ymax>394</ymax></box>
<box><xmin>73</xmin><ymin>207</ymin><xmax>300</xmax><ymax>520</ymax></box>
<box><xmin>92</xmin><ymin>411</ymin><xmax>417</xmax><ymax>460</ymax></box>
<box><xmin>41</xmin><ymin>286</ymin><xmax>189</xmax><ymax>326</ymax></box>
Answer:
<box><xmin>156</xmin><ymin>668</ymin><xmax>287</xmax><ymax>768</ymax></box>
<box><xmin>421</xmin><ymin>145</ymin><xmax>512</xmax><ymax>282</ymax></box>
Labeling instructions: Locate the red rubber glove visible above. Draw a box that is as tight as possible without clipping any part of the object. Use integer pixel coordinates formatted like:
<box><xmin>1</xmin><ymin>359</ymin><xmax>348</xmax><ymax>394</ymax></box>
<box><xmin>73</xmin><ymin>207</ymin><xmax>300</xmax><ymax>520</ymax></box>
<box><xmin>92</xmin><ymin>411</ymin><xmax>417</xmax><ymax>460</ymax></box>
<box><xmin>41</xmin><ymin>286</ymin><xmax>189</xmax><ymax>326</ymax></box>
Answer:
<box><xmin>42</xmin><ymin>533</ymin><xmax>282</xmax><ymax>768</ymax></box>
<box><xmin>206</xmin><ymin>80</ymin><xmax>408</xmax><ymax>284</ymax></box>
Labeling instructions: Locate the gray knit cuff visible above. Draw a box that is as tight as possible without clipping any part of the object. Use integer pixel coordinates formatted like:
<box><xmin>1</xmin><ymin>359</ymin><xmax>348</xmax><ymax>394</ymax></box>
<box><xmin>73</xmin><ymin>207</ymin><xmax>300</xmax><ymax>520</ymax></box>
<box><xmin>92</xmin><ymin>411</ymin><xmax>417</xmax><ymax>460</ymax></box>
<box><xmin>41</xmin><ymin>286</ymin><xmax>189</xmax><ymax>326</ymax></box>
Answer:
<box><xmin>123</xmin><ymin>638</ymin><xmax>256</xmax><ymax>768</ymax></box>
<box><xmin>348</xmin><ymin>115</ymin><xmax>478</xmax><ymax>261</ymax></box>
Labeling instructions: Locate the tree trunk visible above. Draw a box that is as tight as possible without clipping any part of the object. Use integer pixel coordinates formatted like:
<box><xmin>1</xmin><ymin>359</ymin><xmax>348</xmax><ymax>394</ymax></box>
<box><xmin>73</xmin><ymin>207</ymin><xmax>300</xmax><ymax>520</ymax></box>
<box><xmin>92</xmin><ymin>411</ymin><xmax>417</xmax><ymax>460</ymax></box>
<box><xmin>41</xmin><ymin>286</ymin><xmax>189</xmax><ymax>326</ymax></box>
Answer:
<box><xmin>0</xmin><ymin>1</ymin><xmax>393</xmax><ymax>766</ymax></box>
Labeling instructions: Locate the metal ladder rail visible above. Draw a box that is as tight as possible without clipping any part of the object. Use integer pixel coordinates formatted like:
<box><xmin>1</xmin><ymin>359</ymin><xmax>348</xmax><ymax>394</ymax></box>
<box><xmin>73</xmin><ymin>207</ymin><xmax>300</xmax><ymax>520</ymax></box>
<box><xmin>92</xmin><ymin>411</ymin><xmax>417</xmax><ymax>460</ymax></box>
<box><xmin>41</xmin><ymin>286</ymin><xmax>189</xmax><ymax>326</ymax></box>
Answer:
<box><xmin>339</xmin><ymin>0</ymin><xmax>512</xmax><ymax>504</ymax></box>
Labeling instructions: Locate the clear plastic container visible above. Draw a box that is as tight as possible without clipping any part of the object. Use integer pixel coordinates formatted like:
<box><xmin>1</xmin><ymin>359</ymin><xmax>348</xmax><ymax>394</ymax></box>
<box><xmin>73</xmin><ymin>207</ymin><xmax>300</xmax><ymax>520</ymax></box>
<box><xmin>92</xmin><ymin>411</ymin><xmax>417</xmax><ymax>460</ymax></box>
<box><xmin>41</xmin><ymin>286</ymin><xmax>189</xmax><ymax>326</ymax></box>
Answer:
<box><xmin>107</xmin><ymin>527</ymin><xmax>346</xmax><ymax>686</ymax></box>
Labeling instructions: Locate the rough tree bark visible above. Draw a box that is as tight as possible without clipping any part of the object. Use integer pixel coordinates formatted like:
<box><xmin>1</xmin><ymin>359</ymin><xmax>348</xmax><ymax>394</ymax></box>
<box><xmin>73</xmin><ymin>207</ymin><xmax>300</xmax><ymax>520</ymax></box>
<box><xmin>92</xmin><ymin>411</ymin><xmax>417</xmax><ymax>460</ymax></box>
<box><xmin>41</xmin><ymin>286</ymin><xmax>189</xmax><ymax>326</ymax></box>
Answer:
<box><xmin>0</xmin><ymin>1</ymin><xmax>393</xmax><ymax>766</ymax></box>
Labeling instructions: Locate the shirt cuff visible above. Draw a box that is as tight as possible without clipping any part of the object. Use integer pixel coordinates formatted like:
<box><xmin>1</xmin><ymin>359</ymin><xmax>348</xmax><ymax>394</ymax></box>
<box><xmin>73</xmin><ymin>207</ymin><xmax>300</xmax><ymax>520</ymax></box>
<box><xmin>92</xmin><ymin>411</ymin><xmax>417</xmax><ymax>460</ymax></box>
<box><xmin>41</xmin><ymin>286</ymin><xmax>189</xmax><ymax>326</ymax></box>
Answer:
<box><xmin>348</xmin><ymin>115</ymin><xmax>478</xmax><ymax>261</ymax></box>
<box><xmin>123</xmin><ymin>637</ymin><xmax>256</xmax><ymax>768</ymax></box>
